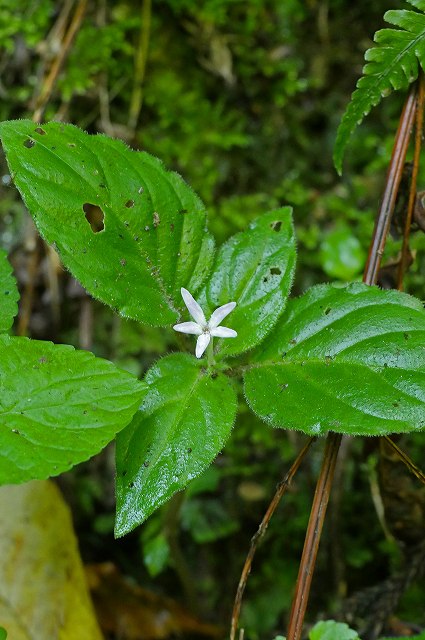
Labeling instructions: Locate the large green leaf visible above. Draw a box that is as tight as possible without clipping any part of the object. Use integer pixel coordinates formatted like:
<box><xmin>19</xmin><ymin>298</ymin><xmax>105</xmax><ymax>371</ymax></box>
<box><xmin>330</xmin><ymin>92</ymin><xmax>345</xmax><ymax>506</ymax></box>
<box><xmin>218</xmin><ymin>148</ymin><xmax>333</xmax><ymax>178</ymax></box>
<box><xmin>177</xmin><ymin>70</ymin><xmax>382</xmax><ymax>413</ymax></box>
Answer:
<box><xmin>115</xmin><ymin>353</ymin><xmax>237</xmax><ymax>536</ymax></box>
<box><xmin>334</xmin><ymin>0</ymin><xmax>425</xmax><ymax>174</ymax></box>
<box><xmin>0</xmin><ymin>335</ymin><xmax>146</xmax><ymax>484</ymax></box>
<box><xmin>0</xmin><ymin>120</ymin><xmax>214</xmax><ymax>326</ymax></box>
<box><xmin>244</xmin><ymin>283</ymin><xmax>425</xmax><ymax>437</ymax></box>
<box><xmin>200</xmin><ymin>208</ymin><xmax>296</xmax><ymax>357</ymax></box>
<box><xmin>0</xmin><ymin>249</ymin><xmax>19</xmax><ymax>333</ymax></box>
<box><xmin>0</xmin><ymin>481</ymin><xmax>103</xmax><ymax>640</ymax></box>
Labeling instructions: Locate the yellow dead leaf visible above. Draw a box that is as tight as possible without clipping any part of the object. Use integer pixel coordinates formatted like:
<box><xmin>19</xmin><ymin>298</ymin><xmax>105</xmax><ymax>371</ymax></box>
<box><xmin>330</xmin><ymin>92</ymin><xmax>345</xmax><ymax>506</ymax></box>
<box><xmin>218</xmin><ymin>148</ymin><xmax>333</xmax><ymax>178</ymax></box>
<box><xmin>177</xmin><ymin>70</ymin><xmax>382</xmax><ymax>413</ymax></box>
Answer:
<box><xmin>0</xmin><ymin>480</ymin><xmax>103</xmax><ymax>640</ymax></box>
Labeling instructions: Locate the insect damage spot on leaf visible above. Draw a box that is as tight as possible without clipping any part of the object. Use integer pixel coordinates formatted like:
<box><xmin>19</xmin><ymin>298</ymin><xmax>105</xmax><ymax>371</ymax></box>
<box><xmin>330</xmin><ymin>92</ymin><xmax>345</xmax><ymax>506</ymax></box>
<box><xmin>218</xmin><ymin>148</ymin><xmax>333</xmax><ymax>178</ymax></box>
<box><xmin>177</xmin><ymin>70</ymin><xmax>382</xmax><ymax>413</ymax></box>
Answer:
<box><xmin>34</xmin><ymin>127</ymin><xmax>46</xmax><ymax>135</ymax></box>
<box><xmin>271</xmin><ymin>220</ymin><xmax>282</xmax><ymax>232</ymax></box>
<box><xmin>125</xmin><ymin>199</ymin><xmax>134</xmax><ymax>208</ymax></box>
<box><xmin>23</xmin><ymin>138</ymin><xmax>35</xmax><ymax>148</ymax></box>
<box><xmin>270</xmin><ymin>267</ymin><xmax>281</xmax><ymax>275</ymax></box>
<box><xmin>83</xmin><ymin>202</ymin><xmax>105</xmax><ymax>233</ymax></box>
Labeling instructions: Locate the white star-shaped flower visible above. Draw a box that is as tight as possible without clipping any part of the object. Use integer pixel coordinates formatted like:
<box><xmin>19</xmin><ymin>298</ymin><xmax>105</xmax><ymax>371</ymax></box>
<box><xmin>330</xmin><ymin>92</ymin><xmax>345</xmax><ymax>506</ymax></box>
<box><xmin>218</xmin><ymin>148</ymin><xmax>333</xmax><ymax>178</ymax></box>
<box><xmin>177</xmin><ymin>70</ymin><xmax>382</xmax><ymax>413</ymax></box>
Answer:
<box><xmin>173</xmin><ymin>287</ymin><xmax>237</xmax><ymax>358</ymax></box>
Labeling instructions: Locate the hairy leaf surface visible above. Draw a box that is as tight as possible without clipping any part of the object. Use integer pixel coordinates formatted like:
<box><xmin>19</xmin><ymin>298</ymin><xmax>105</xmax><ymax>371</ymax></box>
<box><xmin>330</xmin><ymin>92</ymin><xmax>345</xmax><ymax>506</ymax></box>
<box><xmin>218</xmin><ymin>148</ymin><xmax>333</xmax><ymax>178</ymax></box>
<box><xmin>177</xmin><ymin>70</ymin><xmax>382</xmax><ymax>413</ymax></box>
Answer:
<box><xmin>115</xmin><ymin>353</ymin><xmax>237</xmax><ymax>536</ymax></box>
<box><xmin>200</xmin><ymin>208</ymin><xmax>296</xmax><ymax>357</ymax></box>
<box><xmin>334</xmin><ymin>0</ymin><xmax>425</xmax><ymax>173</ymax></box>
<box><xmin>0</xmin><ymin>249</ymin><xmax>19</xmax><ymax>333</ymax></box>
<box><xmin>245</xmin><ymin>283</ymin><xmax>425</xmax><ymax>436</ymax></box>
<box><xmin>0</xmin><ymin>120</ymin><xmax>214</xmax><ymax>325</ymax></box>
<box><xmin>0</xmin><ymin>335</ymin><xmax>146</xmax><ymax>484</ymax></box>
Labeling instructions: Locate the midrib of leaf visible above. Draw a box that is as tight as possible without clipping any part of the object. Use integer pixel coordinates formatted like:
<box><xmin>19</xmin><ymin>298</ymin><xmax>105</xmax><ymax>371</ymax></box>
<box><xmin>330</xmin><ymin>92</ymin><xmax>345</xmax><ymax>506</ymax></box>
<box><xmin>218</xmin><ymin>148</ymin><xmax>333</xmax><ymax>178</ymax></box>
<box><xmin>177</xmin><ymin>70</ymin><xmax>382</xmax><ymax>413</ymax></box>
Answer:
<box><xmin>361</xmin><ymin>32</ymin><xmax>420</xmax><ymax>96</ymax></box>
<box><xmin>249</xmin><ymin>360</ymin><xmax>425</xmax><ymax>417</ymax></box>
<box><xmin>240</xmin><ymin>243</ymin><xmax>292</xmax><ymax>306</ymax></box>
<box><xmin>129</xmin><ymin>366</ymin><xmax>207</xmax><ymax>471</ymax></box>
<box><xmin>94</xmin><ymin>141</ymin><xmax>181</xmax><ymax>313</ymax></box>
<box><xmin>21</xmin><ymin>131</ymin><xmax>188</xmax><ymax>315</ymax></box>
<box><xmin>251</xmin><ymin>353</ymin><xmax>424</xmax><ymax>374</ymax></box>
<box><xmin>272</xmin><ymin>298</ymin><xmax>424</xmax><ymax>349</ymax></box>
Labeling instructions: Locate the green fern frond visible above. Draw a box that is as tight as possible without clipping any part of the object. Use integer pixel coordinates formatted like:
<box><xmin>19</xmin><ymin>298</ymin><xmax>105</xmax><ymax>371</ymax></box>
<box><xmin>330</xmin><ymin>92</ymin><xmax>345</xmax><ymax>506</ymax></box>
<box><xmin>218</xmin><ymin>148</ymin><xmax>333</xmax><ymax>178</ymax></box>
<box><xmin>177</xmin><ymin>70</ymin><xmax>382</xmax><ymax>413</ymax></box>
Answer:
<box><xmin>334</xmin><ymin>0</ymin><xmax>425</xmax><ymax>175</ymax></box>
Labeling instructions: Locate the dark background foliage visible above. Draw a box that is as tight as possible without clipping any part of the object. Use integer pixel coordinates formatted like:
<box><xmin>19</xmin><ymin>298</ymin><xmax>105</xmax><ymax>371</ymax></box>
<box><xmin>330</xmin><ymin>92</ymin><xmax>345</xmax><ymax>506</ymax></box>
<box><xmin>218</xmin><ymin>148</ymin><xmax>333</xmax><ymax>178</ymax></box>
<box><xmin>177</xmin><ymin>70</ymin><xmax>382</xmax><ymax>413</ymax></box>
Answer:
<box><xmin>1</xmin><ymin>1</ymin><xmax>424</xmax><ymax>637</ymax></box>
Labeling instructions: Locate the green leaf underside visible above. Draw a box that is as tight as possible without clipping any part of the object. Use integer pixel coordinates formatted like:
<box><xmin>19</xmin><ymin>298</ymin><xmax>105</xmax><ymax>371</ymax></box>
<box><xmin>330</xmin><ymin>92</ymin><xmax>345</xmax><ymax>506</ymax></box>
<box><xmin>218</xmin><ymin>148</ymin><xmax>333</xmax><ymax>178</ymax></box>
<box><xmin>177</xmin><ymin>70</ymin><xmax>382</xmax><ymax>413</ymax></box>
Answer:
<box><xmin>0</xmin><ymin>335</ymin><xmax>146</xmax><ymax>484</ymax></box>
<box><xmin>244</xmin><ymin>283</ymin><xmax>425</xmax><ymax>437</ymax></box>
<box><xmin>201</xmin><ymin>208</ymin><xmax>296</xmax><ymax>357</ymax></box>
<box><xmin>0</xmin><ymin>249</ymin><xmax>19</xmax><ymax>333</ymax></box>
<box><xmin>334</xmin><ymin>0</ymin><xmax>425</xmax><ymax>173</ymax></box>
<box><xmin>115</xmin><ymin>353</ymin><xmax>237</xmax><ymax>536</ymax></box>
<box><xmin>0</xmin><ymin>120</ymin><xmax>214</xmax><ymax>326</ymax></box>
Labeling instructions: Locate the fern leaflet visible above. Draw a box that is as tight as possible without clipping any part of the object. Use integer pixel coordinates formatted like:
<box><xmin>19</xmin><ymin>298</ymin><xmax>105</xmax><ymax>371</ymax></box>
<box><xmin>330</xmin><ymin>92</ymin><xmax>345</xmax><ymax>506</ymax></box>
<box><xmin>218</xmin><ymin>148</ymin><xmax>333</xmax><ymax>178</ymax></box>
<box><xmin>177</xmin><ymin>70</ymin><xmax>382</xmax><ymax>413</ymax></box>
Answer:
<box><xmin>334</xmin><ymin>0</ymin><xmax>425</xmax><ymax>174</ymax></box>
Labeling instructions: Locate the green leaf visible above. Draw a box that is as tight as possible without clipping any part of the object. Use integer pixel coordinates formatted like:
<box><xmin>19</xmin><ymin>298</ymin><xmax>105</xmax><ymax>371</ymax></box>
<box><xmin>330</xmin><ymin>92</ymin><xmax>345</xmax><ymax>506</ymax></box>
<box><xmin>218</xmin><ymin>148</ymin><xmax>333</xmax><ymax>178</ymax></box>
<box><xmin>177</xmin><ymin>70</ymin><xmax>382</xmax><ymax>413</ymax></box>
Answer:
<box><xmin>0</xmin><ymin>481</ymin><xmax>103</xmax><ymax>640</ymax></box>
<box><xmin>0</xmin><ymin>335</ymin><xmax>146</xmax><ymax>484</ymax></box>
<box><xmin>201</xmin><ymin>208</ymin><xmax>296</xmax><ymax>357</ymax></box>
<box><xmin>0</xmin><ymin>249</ymin><xmax>19</xmax><ymax>333</ymax></box>
<box><xmin>181</xmin><ymin>498</ymin><xmax>239</xmax><ymax>543</ymax></box>
<box><xmin>0</xmin><ymin>628</ymin><xmax>6</xmax><ymax>640</ymax></box>
<box><xmin>0</xmin><ymin>120</ymin><xmax>214</xmax><ymax>326</ymax></box>
<box><xmin>244</xmin><ymin>283</ymin><xmax>425</xmax><ymax>437</ymax></box>
<box><xmin>319</xmin><ymin>225</ymin><xmax>366</xmax><ymax>280</ymax></box>
<box><xmin>309</xmin><ymin>620</ymin><xmax>360</xmax><ymax>640</ymax></box>
<box><xmin>334</xmin><ymin>0</ymin><xmax>425</xmax><ymax>174</ymax></box>
<box><xmin>142</xmin><ymin>532</ymin><xmax>170</xmax><ymax>577</ymax></box>
<box><xmin>115</xmin><ymin>353</ymin><xmax>237</xmax><ymax>536</ymax></box>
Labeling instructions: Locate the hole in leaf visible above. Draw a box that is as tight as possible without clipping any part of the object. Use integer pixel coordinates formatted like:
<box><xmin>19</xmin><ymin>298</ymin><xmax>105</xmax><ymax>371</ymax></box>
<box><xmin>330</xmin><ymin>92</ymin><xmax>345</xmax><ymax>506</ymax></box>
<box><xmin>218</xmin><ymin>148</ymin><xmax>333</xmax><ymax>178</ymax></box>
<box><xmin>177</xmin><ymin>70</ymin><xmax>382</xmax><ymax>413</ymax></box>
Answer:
<box><xmin>125</xmin><ymin>199</ymin><xmax>134</xmax><ymax>208</ymax></box>
<box><xmin>271</xmin><ymin>220</ymin><xmax>282</xmax><ymax>232</ymax></box>
<box><xmin>23</xmin><ymin>138</ymin><xmax>35</xmax><ymax>148</ymax></box>
<box><xmin>324</xmin><ymin>307</ymin><xmax>331</xmax><ymax>315</ymax></box>
<box><xmin>270</xmin><ymin>267</ymin><xmax>281</xmax><ymax>275</ymax></box>
<box><xmin>83</xmin><ymin>203</ymin><xmax>105</xmax><ymax>233</ymax></box>
<box><xmin>68</xmin><ymin>143</ymin><xmax>76</xmax><ymax>148</ymax></box>
<box><xmin>138</xmin><ymin>186</ymin><xmax>144</xmax><ymax>194</ymax></box>
<box><xmin>34</xmin><ymin>127</ymin><xmax>46</xmax><ymax>135</ymax></box>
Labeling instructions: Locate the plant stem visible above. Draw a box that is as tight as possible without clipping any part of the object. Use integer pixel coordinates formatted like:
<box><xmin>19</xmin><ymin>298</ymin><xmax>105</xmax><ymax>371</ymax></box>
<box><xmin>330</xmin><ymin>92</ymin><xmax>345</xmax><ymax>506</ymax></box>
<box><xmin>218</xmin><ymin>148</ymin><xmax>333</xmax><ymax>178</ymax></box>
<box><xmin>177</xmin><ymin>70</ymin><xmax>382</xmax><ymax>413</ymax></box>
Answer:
<box><xmin>230</xmin><ymin>437</ymin><xmax>316</xmax><ymax>640</ymax></box>
<box><xmin>397</xmin><ymin>71</ymin><xmax>425</xmax><ymax>289</ymax></box>
<box><xmin>128</xmin><ymin>0</ymin><xmax>152</xmax><ymax>132</ymax></box>
<box><xmin>207</xmin><ymin>337</ymin><xmax>215</xmax><ymax>367</ymax></box>
<box><xmin>363</xmin><ymin>83</ymin><xmax>417</xmax><ymax>285</ymax></box>
<box><xmin>286</xmin><ymin>432</ymin><xmax>342</xmax><ymax>640</ymax></box>
<box><xmin>32</xmin><ymin>0</ymin><xmax>88</xmax><ymax>122</ymax></box>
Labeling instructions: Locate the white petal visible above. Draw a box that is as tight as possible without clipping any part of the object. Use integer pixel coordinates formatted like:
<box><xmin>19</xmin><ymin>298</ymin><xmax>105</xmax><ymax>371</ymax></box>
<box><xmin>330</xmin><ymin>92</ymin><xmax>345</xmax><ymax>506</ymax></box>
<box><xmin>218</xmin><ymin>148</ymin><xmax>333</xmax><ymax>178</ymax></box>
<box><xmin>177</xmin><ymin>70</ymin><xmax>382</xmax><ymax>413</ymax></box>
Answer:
<box><xmin>173</xmin><ymin>321</ymin><xmax>202</xmax><ymax>335</ymax></box>
<box><xmin>181</xmin><ymin>288</ymin><xmax>206</xmax><ymax>325</ymax></box>
<box><xmin>195</xmin><ymin>333</ymin><xmax>210</xmax><ymax>358</ymax></box>
<box><xmin>209</xmin><ymin>301</ymin><xmax>237</xmax><ymax>328</ymax></box>
<box><xmin>211</xmin><ymin>326</ymin><xmax>237</xmax><ymax>338</ymax></box>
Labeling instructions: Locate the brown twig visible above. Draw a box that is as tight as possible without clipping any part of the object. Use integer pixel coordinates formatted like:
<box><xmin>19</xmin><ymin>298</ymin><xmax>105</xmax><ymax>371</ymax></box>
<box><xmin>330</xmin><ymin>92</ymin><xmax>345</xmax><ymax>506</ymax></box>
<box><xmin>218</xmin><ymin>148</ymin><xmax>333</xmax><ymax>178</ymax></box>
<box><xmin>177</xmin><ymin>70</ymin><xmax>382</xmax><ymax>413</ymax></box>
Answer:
<box><xmin>397</xmin><ymin>72</ymin><xmax>425</xmax><ymax>289</ymax></box>
<box><xmin>17</xmin><ymin>0</ymin><xmax>88</xmax><ymax>336</ymax></box>
<box><xmin>286</xmin><ymin>433</ymin><xmax>342</xmax><ymax>640</ymax></box>
<box><xmin>363</xmin><ymin>83</ymin><xmax>417</xmax><ymax>285</ymax></box>
<box><xmin>383</xmin><ymin>436</ymin><xmax>425</xmax><ymax>487</ymax></box>
<box><xmin>32</xmin><ymin>0</ymin><xmax>88</xmax><ymax>122</ymax></box>
<box><xmin>229</xmin><ymin>437</ymin><xmax>316</xmax><ymax>640</ymax></box>
<box><xmin>285</xmin><ymin>81</ymin><xmax>421</xmax><ymax>640</ymax></box>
